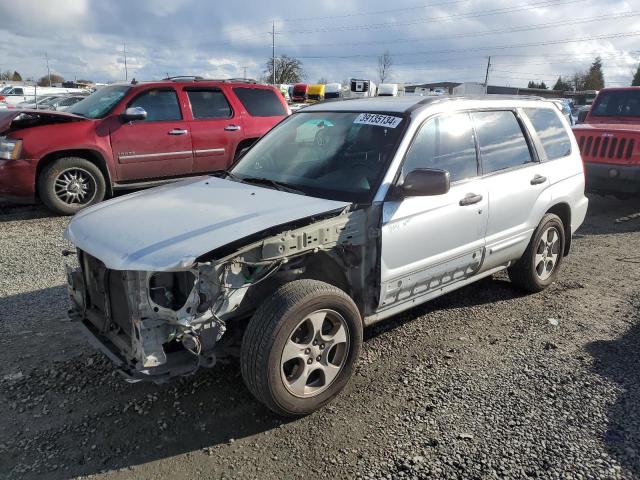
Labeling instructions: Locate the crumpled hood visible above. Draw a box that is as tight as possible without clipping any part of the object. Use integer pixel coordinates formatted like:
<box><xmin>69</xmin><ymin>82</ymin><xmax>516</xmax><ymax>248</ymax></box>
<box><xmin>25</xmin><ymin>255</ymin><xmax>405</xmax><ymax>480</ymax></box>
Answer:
<box><xmin>65</xmin><ymin>177</ymin><xmax>350</xmax><ymax>271</ymax></box>
<box><xmin>0</xmin><ymin>108</ymin><xmax>86</xmax><ymax>134</ymax></box>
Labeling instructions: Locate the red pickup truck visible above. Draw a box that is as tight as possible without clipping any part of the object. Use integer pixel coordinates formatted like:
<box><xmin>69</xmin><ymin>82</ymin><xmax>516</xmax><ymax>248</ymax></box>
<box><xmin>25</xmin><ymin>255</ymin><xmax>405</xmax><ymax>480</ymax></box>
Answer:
<box><xmin>573</xmin><ymin>87</ymin><xmax>640</xmax><ymax>196</ymax></box>
<box><xmin>0</xmin><ymin>78</ymin><xmax>289</xmax><ymax>214</ymax></box>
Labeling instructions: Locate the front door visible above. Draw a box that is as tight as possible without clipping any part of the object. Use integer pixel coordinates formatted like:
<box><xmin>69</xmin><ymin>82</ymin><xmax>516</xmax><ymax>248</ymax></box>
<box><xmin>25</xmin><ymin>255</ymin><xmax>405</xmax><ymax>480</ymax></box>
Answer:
<box><xmin>110</xmin><ymin>87</ymin><xmax>193</xmax><ymax>181</ymax></box>
<box><xmin>184</xmin><ymin>87</ymin><xmax>240</xmax><ymax>173</ymax></box>
<box><xmin>380</xmin><ymin>112</ymin><xmax>488</xmax><ymax>310</ymax></box>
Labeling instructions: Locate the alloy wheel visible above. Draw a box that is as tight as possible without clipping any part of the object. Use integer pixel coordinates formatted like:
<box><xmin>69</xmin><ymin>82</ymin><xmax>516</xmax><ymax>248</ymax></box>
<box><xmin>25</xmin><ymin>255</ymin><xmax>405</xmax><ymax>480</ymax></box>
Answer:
<box><xmin>53</xmin><ymin>168</ymin><xmax>97</xmax><ymax>205</ymax></box>
<box><xmin>280</xmin><ymin>309</ymin><xmax>350</xmax><ymax>398</ymax></box>
<box><xmin>535</xmin><ymin>226</ymin><xmax>561</xmax><ymax>281</ymax></box>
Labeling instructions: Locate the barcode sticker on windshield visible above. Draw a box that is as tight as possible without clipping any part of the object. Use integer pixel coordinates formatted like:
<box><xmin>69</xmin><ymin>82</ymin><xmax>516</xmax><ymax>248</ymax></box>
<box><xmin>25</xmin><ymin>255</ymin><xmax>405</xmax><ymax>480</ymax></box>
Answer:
<box><xmin>354</xmin><ymin>113</ymin><xmax>402</xmax><ymax>128</ymax></box>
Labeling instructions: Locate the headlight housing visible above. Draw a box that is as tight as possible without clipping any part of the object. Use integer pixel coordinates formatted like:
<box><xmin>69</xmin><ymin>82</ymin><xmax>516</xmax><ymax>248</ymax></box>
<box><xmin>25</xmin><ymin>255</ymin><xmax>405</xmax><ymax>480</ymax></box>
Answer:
<box><xmin>0</xmin><ymin>136</ymin><xmax>22</xmax><ymax>160</ymax></box>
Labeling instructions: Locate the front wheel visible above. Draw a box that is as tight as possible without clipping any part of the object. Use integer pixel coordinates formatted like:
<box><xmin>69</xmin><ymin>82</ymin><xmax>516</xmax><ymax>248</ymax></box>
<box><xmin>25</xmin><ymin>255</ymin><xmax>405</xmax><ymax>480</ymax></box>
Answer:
<box><xmin>38</xmin><ymin>157</ymin><xmax>106</xmax><ymax>215</ymax></box>
<box><xmin>508</xmin><ymin>213</ymin><xmax>565</xmax><ymax>292</ymax></box>
<box><xmin>241</xmin><ymin>280</ymin><xmax>363</xmax><ymax>417</ymax></box>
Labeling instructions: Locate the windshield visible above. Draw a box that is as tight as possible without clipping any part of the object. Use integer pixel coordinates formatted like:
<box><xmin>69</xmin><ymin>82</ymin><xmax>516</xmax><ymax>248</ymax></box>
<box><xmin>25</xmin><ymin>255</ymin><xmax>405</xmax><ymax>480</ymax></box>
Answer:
<box><xmin>591</xmin><ymin>90</ymin><xmax>640</xmax><ymax>117</ymax></box>
<box><xmin>0</xmin><ymin>86</ymin><xmax>12</xmax><ymax>94</ymax></box>
<box><xmin>231</xmin><ymin>111</ymin><xmax>406</xmax><ymax>202</ymax></box>
<box><xmin>67</xmin><ymin>85</ymin><xmax>130</xmax><ymax>118</ymax></box>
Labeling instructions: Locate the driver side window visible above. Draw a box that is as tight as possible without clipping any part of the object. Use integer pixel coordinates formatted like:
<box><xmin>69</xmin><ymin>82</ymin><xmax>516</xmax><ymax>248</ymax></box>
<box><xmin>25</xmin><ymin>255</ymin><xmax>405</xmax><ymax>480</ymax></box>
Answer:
<box><xmin>403</xmin><ymin>113</ymin><xmax>478</xmax><ymax>183</ymax></box>
<box><xmin>128</xmin><ymin>88</ymin><xmax>182</xmax><ymax>122</ymax></box>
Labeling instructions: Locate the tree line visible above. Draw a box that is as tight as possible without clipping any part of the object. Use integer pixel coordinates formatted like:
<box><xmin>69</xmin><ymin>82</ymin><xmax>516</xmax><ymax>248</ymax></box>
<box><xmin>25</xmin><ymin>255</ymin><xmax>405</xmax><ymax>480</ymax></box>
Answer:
<box><xmin>530</xmin><ymin>56</ymin><xmax>640</xmax><ymax>91</ymax></box>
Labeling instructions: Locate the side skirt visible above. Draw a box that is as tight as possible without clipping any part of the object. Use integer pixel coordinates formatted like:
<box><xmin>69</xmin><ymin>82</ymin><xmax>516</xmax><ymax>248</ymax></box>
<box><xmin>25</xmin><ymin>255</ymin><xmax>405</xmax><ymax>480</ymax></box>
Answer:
<box><xmin>363</xmin><ymin>263</ymin><xmax>510</xmax><ymax>327</ymax></box>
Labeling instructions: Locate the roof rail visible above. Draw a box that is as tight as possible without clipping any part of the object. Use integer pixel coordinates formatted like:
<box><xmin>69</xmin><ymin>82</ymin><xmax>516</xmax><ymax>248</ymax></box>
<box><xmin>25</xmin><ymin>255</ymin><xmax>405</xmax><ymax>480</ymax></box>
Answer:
<box><xmin>164</xmin><ymin>75</ymin><xmax>205</xmax><ymax>81</ymax></box>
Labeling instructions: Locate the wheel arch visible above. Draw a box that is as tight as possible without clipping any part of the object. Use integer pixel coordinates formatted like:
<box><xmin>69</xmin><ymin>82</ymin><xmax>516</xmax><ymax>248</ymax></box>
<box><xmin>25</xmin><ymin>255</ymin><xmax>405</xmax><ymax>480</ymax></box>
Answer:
<box><xmin>36</xmin><ymin>149</ymin><xmax>113</xmax><ymax>199</ymax></box>
<box><xmin>545</xmin><ymin>202</ymin><xmax>572</xmax><ymax>256</ymax></box>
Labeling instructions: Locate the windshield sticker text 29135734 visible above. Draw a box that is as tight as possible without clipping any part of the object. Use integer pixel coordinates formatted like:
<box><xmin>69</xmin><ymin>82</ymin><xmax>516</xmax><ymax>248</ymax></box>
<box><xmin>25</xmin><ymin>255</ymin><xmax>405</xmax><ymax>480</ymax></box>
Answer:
<box><xmin>354</xmin><ymin>113</ymin><xmax>402</xmax><ymax>128</ymax></box>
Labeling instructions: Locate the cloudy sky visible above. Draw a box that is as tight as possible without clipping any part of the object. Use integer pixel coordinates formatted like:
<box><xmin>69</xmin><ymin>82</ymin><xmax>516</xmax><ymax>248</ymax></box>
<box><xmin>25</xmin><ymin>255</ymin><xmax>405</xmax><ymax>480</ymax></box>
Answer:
<box><xmin>0</xmin><ymin>0</ymin><xmax>638</xmax><ymax>87</ymax></box>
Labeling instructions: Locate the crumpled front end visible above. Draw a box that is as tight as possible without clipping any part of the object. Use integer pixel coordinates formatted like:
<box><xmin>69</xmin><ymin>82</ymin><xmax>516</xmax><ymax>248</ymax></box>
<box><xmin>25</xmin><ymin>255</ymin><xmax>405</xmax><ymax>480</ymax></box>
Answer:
<box><xmin>65</xmin><ymin>207</ymin><xmax>368</xmax><ymax>382</ymax></box>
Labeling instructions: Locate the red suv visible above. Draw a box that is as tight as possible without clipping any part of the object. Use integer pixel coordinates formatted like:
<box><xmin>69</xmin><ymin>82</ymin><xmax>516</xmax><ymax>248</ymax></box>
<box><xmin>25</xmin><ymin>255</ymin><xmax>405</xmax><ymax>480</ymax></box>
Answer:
<box><xmin>573</xmin><ymin>87</ymin><xmax>640</xmax><ymax>196</ymax></box>
<box><xmin>0</xmin><ymin>78</ymin><xmax>290</xmax><ymax>214</ymax></box>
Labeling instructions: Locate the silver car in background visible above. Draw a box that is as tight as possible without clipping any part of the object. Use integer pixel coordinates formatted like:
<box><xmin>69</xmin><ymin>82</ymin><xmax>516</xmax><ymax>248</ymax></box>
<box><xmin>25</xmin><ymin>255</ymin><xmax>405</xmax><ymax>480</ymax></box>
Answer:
<box><xmin>64</xmin><ymin>95</ymin><xmax>588</xmax><ymax>416</ymax></box>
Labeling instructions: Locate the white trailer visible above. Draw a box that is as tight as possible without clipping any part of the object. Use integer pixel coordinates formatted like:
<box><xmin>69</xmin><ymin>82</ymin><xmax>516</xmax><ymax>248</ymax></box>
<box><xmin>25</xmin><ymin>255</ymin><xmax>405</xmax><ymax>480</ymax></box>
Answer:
<box><xmin>452</xmin><ymin>82</ymin><xmax>487</xmax><ymax>95</ymax></box>
<box><xmin>377</xmin><ymin>83</ymin><xmax>399</xmax><ymax>96</ymax></box>
<box><xmin>324</xmin><ymin>83</ymin><xmax>342</xmax><ymax>99</ymax></box>
<box><xmin>348</xmin><ymin>79</ymin><xmax>377</xmax><ymax>98</ymax></box>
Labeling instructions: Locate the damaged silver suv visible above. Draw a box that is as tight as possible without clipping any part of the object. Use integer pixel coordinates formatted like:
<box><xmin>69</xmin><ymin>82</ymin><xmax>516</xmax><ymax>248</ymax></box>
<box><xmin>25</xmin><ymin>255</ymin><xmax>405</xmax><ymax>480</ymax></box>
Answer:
<box><xmin>65</xmin><ymin>96</ymin><xmax>588</xmax><ymax>416</ymax></box>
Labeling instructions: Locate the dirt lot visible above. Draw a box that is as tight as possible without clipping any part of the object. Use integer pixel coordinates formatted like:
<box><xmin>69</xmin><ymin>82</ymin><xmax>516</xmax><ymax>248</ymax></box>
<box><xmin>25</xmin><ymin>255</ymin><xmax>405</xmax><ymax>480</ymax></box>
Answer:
<box><xmin>1</xmin><ymin>195</ymin><xmax>639</xmax><ymax>480</ymax></box>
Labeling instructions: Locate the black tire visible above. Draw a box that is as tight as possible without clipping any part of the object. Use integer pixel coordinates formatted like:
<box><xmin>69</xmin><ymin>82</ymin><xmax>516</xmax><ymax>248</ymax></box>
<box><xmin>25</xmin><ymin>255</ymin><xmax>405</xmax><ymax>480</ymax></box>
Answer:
<box><xmin>38</xmin><ymin>157</ymin><xmax>106</xmax><ymax>215</ymax></box>
<box><xmin>508</xmin><ymin>213</ymin><xmax>565</xmax><ymax>293</ymax></box>
<box><xmin>241</xmin><ymin>279</ymin><xmax>363</xmax><ymax>417</ymax></box>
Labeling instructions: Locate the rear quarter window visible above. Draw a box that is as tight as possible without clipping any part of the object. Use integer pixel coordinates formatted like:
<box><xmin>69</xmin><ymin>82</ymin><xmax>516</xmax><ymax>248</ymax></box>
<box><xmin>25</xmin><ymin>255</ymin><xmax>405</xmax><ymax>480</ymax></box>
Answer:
<box><xmin>524</xmin><ymin>107</ymin><xmax>572</xmax><ymax>160</ymax></box>
<box><xmin>232</xmin><ymin>87</ymin><xmax>286</xmax><ymax>117</ymax></box>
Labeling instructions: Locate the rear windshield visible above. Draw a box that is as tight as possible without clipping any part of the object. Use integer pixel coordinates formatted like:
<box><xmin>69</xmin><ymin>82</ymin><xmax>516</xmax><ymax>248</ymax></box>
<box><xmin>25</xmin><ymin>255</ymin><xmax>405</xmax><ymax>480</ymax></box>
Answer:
<box><xmin>232</xmin><ymin>87</ymin><xmax>287</xmax><ymax>117</ymax></box>
<box><xmin>591</xmin><ymin>90</ymin><xmax>640</xmax><ymax>117</ymax></box>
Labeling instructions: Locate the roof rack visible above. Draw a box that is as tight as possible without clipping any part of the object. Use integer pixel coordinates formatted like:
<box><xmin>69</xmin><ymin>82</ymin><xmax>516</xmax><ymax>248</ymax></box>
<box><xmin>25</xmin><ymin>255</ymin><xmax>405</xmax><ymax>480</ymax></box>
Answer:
<box><xmin>162</xmin><ymin>76</ymin><xmax>259</xmax><ymax>84</ymax></box>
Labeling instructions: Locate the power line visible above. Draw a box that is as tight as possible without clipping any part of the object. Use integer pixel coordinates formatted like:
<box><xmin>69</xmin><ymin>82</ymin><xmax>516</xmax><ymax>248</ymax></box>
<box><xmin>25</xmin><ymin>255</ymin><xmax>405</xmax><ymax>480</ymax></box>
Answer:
<box><xmin>283</xmin><ymin>0</ymin><xmax>588</xmax><ymax>34</ymax></box>
<box><xmin>276</xmin><ymin>11</ymin><xmax>640</xmax><ymax>49</ymax></box>
<box><xmin>289</xmin><ymin>31</ymin><xmax>640</xmax><ymax>59</ymax></box>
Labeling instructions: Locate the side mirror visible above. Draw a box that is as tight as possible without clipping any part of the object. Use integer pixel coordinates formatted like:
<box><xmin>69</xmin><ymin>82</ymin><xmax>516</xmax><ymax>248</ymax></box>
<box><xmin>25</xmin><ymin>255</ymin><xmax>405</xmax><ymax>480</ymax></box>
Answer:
<box><xmin>577</xmin><ymin>109</ymin><xmax>589</xmax><ymax>124</ymax></box>
<box><xmin>122</xmin><ymin>106</ymin><xmax>147</xmax><ymax>122</ymax></box>
<box><xmin>401</xmin><ymin>168</ymin><xmax>450</xmax><ymax>196</ymax></box>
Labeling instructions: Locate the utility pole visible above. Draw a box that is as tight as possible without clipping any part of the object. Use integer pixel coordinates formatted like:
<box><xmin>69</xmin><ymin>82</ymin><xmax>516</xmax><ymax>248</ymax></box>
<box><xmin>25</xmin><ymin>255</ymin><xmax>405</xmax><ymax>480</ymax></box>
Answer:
<box><xmin>123</xmin><ymin>43</ymin><xmax>128</xmax><ymax>81</ymax></box>
<box><xmin>271</xmin><ymin>21</ymin><xmax>276</xmax><ymax>85</ymax></box>
<box><xmin>242</xmin><ymin>66</ymin><xmax>248</xmax><ymax>80</ymax></box>
<box><xmin>484</xmin><ymin>56</ymin><xmax>491</xmax><ymax>92</ymax></box>
<box><xmin>45</xmin><ymin>52</ymin><xmax>51</xmax><ymax>86</ymax></box>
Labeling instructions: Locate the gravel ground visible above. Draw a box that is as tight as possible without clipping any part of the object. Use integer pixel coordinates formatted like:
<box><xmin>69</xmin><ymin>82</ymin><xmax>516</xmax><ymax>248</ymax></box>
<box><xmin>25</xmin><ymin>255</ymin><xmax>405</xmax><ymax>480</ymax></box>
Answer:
<box><xmin>0</xmin><ymin>195</ymin><xmax>639</xmax><ymax>480</ymax></box>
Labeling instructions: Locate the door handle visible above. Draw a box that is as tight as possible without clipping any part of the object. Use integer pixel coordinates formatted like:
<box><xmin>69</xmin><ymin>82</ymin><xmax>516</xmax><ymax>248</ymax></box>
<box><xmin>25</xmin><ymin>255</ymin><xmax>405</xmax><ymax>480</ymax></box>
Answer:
<box><xmin>168</xmin><ymin>129</ymin><xmax>188</xmax><ymax>135</ymax></box>
<box><xmin>459</xmin><ymin>193</ymin><xmax>483</xmax><ymax>206</ymax></box>
<box><xmin>530</xmin><ymin>174</ymin><xmax>547</xmax><ymax>185</ymax></box>
<box><xmin>224</xmin><ymin>125</ymin><xmax>241</xmax><ymax>131</ymax></box>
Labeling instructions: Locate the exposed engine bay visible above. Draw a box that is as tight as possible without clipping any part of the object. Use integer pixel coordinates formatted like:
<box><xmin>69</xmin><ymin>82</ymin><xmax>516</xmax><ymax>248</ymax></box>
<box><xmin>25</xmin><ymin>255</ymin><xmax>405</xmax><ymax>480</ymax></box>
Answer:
<box><xmin>66</xmin><ymin>207</ymin><xmax>373</xmax><ymax>382</ymax></box>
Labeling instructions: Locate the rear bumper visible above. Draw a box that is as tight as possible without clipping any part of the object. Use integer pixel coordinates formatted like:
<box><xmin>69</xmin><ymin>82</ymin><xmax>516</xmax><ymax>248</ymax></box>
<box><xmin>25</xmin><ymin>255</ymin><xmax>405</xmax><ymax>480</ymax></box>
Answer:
<box><xmin>584</xmin><ymin>162</ymin><xmax>640</xmax><ymax>194</ymax></box>
<box><xmin>0</xmin><ymin>158</ymin><xmax>37</xmax><ymax>202</ymax></box>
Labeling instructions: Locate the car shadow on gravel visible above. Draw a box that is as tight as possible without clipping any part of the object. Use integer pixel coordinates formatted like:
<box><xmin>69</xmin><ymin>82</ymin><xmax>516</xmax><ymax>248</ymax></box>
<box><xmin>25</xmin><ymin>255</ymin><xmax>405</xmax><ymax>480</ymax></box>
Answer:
<box><xmin>0</xmin><ymin>288</ymin><xmax>288</xmax><ymax>479</ymax></box>
<box><xmin>579</xmin><ymin>194</ymin><xmax>640</xmax><ymax>237</ymax></box>
<box><xmin>0</xmin><ymin>203</ymin><xmax>56</xmax><ymax>223</ymax></box>
<box><xmin>586</xmin><ymin>320</ymin><xmax>640</xmax><ymax>477</ymax></box>
<box><xmin>365</xmin><ymin>276</ymin><xmax>526</xmax><ymax>340</ymax></box>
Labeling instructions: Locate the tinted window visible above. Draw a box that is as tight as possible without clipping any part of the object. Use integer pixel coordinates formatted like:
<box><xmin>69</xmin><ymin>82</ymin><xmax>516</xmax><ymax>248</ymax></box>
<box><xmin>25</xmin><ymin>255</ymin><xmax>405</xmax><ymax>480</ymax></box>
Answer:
<box><xmin>591</xmin><ymin>90</ymin><xmax>640</xmax><ymax>117</ymax></box>
<box><xmin>472</xmin><ymin>111</ymin><xmax>533</xmax><ymax>174</ymax></box>
<box><xmin>187</xmin><ymin>89</ymin><xmax>232</xmax><ymax>119</ymax></box>
<box><xmin>129</xmin><ymin>89</ymin><xmax>181</xmax><ymax>121</ymax></box>
<box><xmin>233</xmin><ymin>87</ymin><xmax>286</xmax><ymax>117</ymax></box>
<box><xmin>13</xmin><ymin>88</ymin><xmax>23</xmax><ymax>95</ymax></box>
<box><xmin>403</xmin><ymin>113</ymin><xmax>478</xmax><ymax>182</ymax></box>
<box><xmin>524</xmin><ymin>108</ymin><xmax>572</xmax><ymax>160</ymax></box>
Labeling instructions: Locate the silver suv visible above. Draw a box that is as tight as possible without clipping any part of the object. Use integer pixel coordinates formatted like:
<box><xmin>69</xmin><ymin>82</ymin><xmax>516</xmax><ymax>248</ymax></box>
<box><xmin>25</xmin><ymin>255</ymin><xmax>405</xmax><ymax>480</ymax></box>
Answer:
<box><xmin>65</xmin><ymin>96</ymin><xmax>588</xmax><ymax>416</ymax></box>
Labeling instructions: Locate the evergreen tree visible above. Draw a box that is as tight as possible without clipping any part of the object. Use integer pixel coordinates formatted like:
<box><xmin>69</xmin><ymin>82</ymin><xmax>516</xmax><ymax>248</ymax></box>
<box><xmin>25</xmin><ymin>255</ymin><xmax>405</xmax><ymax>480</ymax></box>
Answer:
<box><xmin>632</xmin><ymin>64</ymin><xmax>640</xmax><ymax>87</ymax></box>
<box><xmin>553</xmin><ymin>76</ymin><xmax>572</xmax><ymax>91</ymax></box>
<box><xmin>11</xmin><ymin>71</ymin><xmax>21</xmax><ymax>81</ymax></box>
<box><xmin>584</xmin><ymin>57</ymin><xmax>605</xmax><ymax>90</ymax></box>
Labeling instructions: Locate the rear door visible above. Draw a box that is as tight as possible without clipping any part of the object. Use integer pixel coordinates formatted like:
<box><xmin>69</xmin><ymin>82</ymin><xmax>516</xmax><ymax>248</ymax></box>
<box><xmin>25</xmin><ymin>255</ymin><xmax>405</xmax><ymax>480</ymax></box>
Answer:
<box><xmin>470</xmin><ymin>110</ymin><xmax>551</xmax><ymax>270</ymax></box>
<box><xmin>185</xmin><ymin>86</ymin><xmax>240</xmax><ymax>173</ymax></box>
<box><xmin>110</xmin><ymin>87</ymin><xmax>193</xmax><ymax>181</ymax></box>
<box><xmin>231</xmin><ymin>86</ymin><xmax>288</xmax><ymax>140</ymax></box>
<box><xmin>379</xmin><ymin>112</ymin><xmax>489</xmax><ymax>309</ymax></box>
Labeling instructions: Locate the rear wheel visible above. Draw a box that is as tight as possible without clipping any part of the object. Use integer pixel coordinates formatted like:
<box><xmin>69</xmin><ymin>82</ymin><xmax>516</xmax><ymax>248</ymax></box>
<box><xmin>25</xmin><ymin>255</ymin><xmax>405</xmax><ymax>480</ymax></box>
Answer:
<box><xmin>241</xmin><ymin>280</ymin><xmax>362</xmax><ymax>417</ymax></box>
<box><xmin>508</xmin><ymin>213</ymin><xmax>565</xmax><ymax>292</ymax></box>
<box><xmin>38</xmin><ymin>157</ymin><xmax>106</xmax><ymax>215</ymax></box>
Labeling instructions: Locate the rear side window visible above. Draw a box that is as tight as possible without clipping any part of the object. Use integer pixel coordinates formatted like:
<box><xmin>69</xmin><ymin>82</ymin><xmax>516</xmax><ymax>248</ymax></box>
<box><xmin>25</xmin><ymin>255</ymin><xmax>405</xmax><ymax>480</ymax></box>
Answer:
<box><xmin>11</xmin><ymin>88</ymin><xmax>23</xmax><ymax>95</ymax></box>
<box><xmin>129</xmin><ymin>89</ymin><xmax>181</xmax><ymax>121</ymax></box>
<box><xmin>186</xmin><ymin>89</ymin><xmax>232</xmax><ymax>119</ymax></box>
<box><xmin>524</xmin><ymin>108</ymin><xmax>572</xmax><ymax>160</ymax></box>
<box><xmin>403</xmin><ymin>113</ymin><xmax>478</xmax><ymax>182</ymax></box>
<box><xmin>472</xmin><ymin>111</ymin><xmax>533</xmax><ymax>174</ymax></box>
<box><xmin>232</xmin><ymin>87</ymin><xmax>286</xmax><ymax>117</ymax></box>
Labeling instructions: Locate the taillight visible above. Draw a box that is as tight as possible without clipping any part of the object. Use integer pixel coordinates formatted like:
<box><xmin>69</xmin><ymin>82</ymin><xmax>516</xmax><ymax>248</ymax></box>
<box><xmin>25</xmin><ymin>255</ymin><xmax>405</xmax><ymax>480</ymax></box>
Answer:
<box><xmin>0</xmin><ymin>95</ymin><xmax>4</xmax><ymax>101</ymax></box>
